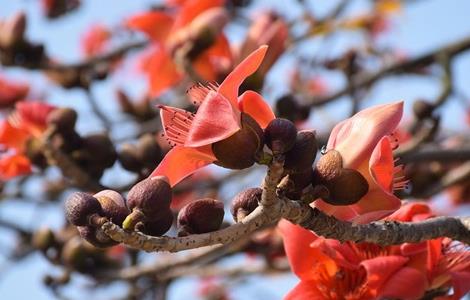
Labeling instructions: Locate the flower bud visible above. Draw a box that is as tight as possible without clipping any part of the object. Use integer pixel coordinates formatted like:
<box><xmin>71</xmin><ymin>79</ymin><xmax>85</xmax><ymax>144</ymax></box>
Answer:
<box><xmin>264</xmin><ymin>118</ymin><xmax>297</xmax><ymax>154</ymax></box>
<box><xmin>65</xmin><ymin>192</ymin><xmax>102</xmax><ymax>226</ymax></box>
<box><xmin>136</xmin><ymin>209</ymin><xmax>173</xmax><ymax>236</ymax></box>
<box><xmin>212</xmin><ymin>113</ymin><xmax>264</xmax><ymax>169</ymax></box>
<box><xmin>77</xmin><ymin>226</ymin><xmax>118</xmax><ymax>248</ymax></box>
<box><xmin>136</xmin><ymin>134</ymin><xmax>163</xmax><ymax>171</ymax></box>
<box><xmin>177</xmin><ymin>198</ymin><xmax>224</xmax><ymax>235</ymax></box>
<box><xmin>231</xmin><ymin>188</ymin><xmax>261</xmax><ymax>222</ymax></box>
<box><xmin>47</xmin><ymin>107</ymin><xmax>77</xmax><ymax>134</ymax></box>
<box><xmin>413</xmin><ymin>100</ymin><xmax>434</xmax><ymax>119</ymax></box>
<box><xmin>284</xmin><ymin>168</ymin><xmax>314</xmax><ymax>200</ymax></box>
<box><xmin>82</xmin><ymin>133</ymin><xmax>117</xmax><ymax>169</ymax></box>
<box><xmin>32</xmin><ymin>226</ymin><xmax>56</xmax><ymax>251</ymax></box>
<box><xmin>284</xmin><ymin>130</ymin><xmax>318</xmax><ymax>173</ymax></box>
<box><xmin>94</xmin><ymin>190</ymin><xmax>129</xmax><ymax>226</ymax></box>
<box><xmin>0</xmin><ymin>12</ymin><xmax>26</xmax><ymax>48</ymax></box>
<box><xmin>118</xmin><ymin>143</ymin><xmax>142</xmax><ymax>172</ymax></box>
<box><xmin>314</xmin><ymin>150</ymin><xmax>369</xmax><ymax>205</ymax></box>
<box><xmin>123</xmin><ymin>177</ymin><xmax>172</xmax><ymax>230</ymax></box>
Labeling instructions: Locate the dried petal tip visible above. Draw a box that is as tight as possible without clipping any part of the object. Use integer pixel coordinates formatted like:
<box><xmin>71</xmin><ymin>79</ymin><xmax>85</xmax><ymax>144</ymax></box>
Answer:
<box><xmin>212</xmin><ymin>113</ymin><xmax>264</xmax><ymax>169</ymax></box>
<box><xmin>64</xmin><ymin>192</ymin><xmax>102</xmax><ymax>226</ymax></box>
<box><xmin>264</xmin><ymin>118</ymin><xmax>297</xmax><ymax>154</ymax></box>
<box><xmin>177</xmin><ymin>198</ymin><xmax>224</xmax><ymax>235</ymax></box>
<box><xmin>231</xmin><ymin>187</ymin><xmax>261</xmax><ymax>222</ymax></box>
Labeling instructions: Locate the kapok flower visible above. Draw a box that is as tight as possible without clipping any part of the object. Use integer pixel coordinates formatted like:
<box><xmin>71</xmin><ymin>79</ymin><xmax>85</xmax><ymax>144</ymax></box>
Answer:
<box><xmin>0</xmin><ymin>101</ymin><xmax>56</xmax><ymax>180</ymax></box>
<box><xmin>150</xmin><ymin>46</ymin><xmax>275</xmax><ymax>187</ymax></box>
<box><xmin>126</xmin><ymin>0</ymin><xmax>232</xmax><ymax>96</ymax></box>
<box><xmin>314</xmin><ymin>101</ymin><xmax>405</xmax><ymax>223</ymax></box>
<box><xmin>0</xmin><ymin>76</ymin><xmax>29</xmax><ymax>108</ymax></box>
<box><xmin>279</xmin><ymin>203</ymin><xmax>433</xmax><ymax>300</ymax></box>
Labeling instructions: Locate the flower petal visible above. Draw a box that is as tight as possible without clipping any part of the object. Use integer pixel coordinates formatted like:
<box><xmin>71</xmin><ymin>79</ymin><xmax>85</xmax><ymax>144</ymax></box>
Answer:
<box><xmin>279</xmin><ymin>220</ymin><xmax>324</xmax><ymax>281</ymax></box>
<box><xmin>284</xmin><ymin>280</ymin><xmax>325</xmax><ymax>300</ymax></box>
<box><xmin>328</xmin><ymin>101</ymin><xmax>403</xmax><ymax>169</ymax></box>
<box><xmin>149</xmin><ymin>145</ymin><xmax>216</xmax><ymax>187</ymax></box>
<box><xmin>185</xmin><ymin>91</ymin><xmax>241</xmax><ymax>148</ymax></box>
<box><xmin>369</xmin><ymin>136</ymin><xmax>394</xmax><ymax>192</ymax></box>
<box><xmin>361</xmin><ymin>255</ymin><xmax>409</xmax><ymax>293</ymax></box>
<box><xmin>14</xmin><ymin>101</ymin><xmax>56</xmax><ymax>137</ymax></box>
<box><xmin>448</xmin><ymin>271</ymin><xmax>470</xmax><ymax>299</ymax></box>
<box><xmin>126</xmin><ymin>11</ymin><xmax>173</xmax><ymax>43</ymax></box>
<box><xmin>387</xmin><ymin>202</ymin><xmax>433</xmax><ymax>222</ymax></box>
<box><xmin>238</xmin><ymin>91</ymin><xmax>275</xmax><ymax>128</ymax></box>
<box><xmin>380</xmin><ymin>267</ymin><xmax>427</xmax><ymax>300</ymax></box>
<box><xmin>0</xmin><ymin>120</ymin><xmax>30</xmax><ymax>151</ymax></box>
<box><xmin>218</xmin><ymin>46</ymin><xmax>268</xmax><ymax>106</ymax></box>
<box><xmin>0</xmin><ymin>153</ymin><xmax>32</xmax><ymax>180</ymax></box>
<box><xmin>172</xmin><ymin>0</ymin><xmax>224</xmax><ymax>31</ymax></box>
<box><xmin>145</xmin><ymin>48</ymin><xmax>183</xmax><ymax>97</ymax></box>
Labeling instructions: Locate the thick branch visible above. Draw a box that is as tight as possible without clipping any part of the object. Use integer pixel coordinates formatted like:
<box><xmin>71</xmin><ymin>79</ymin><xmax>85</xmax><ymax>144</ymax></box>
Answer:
<box><xmin>286</xmin><ymin>201</ymin><xmax>470</xmax><ymax>245</ymax></box>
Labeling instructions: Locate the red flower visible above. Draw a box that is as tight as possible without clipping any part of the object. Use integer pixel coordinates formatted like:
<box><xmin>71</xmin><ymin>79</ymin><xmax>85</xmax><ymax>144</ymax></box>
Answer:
<box><xmin>315</xmin><ymin>102</ymin><xmax>405</xmax><ymax>223</ymax></box>
<box><xmin>0</xmin><ymin>76</ymin><xmax>29</xmax><ymax>108</ymax></box>
<box><xmin>126</xmin><ymin>0</ymin><xmax>232</xmax><ymax>96</ymax></box>
<box><xmin>0</xmin><ymin>101</ymin><xmax>56</xmax><ymax>180</ymax></box>
<box><xmin>81</xmin><ymin>24</ymin><xmax>111</xmax><ymax>57</ymax></box>
<box><xmin>150</xmin><ymin>46</ymin><xmax>275</xmax><ymax>186</ymax></box>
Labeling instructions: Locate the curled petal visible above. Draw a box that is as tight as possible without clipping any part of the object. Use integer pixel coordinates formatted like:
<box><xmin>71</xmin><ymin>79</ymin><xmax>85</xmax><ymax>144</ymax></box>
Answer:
<box><xmin>380</xmin><ymin>267</ymin><xmax>427</xmax><ymax>300</ymax></box>
<box><xmin>126</xmin><ymin>11</ymin><xmax>173</xmax><ymax>43</ymax></box>
<box><xmin>218</xmin><ymin>46</ymin><xmax>268</xmax><ymax>106</ymax></box>
<box><xmin>327</xmin><ymin>101</ymin><xmax>403</xmax><ymax>169</ymax></box>
<box><xmin>185</xmin><ymin>92</ymin><xmax>241</xmax><ymax>148</ymax></box>
<box><xmin>284</xmin><ymin>281</ymin><xmax>325</xmax><ymax>300</ymax></box>
<box><xmin>150</xmin><ymin>145</ymin><xmax>216</xmax><ymax>187</ymax></box>
<box><xmin>238</xmin><ymin>91</ymin><xmax>275</xmax><ymax>128</ymax></box>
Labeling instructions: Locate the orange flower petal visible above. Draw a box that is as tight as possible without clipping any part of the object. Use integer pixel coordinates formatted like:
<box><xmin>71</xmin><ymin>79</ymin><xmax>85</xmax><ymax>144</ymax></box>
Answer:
<box><xmin>238</xmin><ymin>91</ymin><xmax>275</xmax><ymax>128</ymax></box>
<box><xmin>361</xmin><ymin>255</ymin><xmax>409</xmax><ymax>293</ymax></box>
<box><xmin>0</xmin><ymin>120</ymin><xmax>30</xmax><ymax>151</ymax></box>
<box><xmin>172</xmin><ymin>0</ymin><xmax>223</xmax><ymax>31</ymax></box>
<box><xmin>380</xmin><ymin>267</ymin><xmax>427</xmax><ymax>300</ymax></box>
<box><xmin>327</xmin><ymin>101</ymin><xmax>403</xmax><ymax>169</ymax></box>
<box><xmin>369</xmin><ymin>136</ymin><xmax>394</xmax><ymax>192</ymax></box>
<box><xmin>387</xmin><ymin>202</ymin><xmax>432</xmax><ymax>222</ymax></box>
<box><xmin>126</xmin><ymin>11</ymin><xmax>174</xmax><ymax>43</ymax></box>
<box><xmin>15</xmin><ymin>101</ymin><xmax>56</xmax><ymax>137</ymax></box>
<box><xmin>185</xmin><ymin>91</ymin><xmax>241</xmax><ymax>148</ymax></box>
<box><xmin>284</xmin><ymin>280</ymin><xmax>325</xmax><ymax>300</ymax></box>
<box><xmin>279</xmin><ymin>220</ymin><xmax>324</xmax><ymax>281</ymax></box>
<box><xmin>218</xmin><ymin>46</ymin><xmax>268</xmax><ymax>106</ymax></box>
<box><xmin>149</xmin><ymin>145</ymin><xmax>216</xmax><ymax>187</ymax></box>
<box><xmin>0</xmin><ymin>153</ymin><xmax>32</xmax><ymax>180</ymax></box>
<box><xmin>350</xmin><ymin>187</ymin><xmax>402</xmax><ymax>224</ymax></box>
<box><xmin>146</xmin><ymin>48</ymin><xmax>183</xmax><ymax>97</ymax></box>
<box><xmin>192</xmin><ymin>35</ymin><xmax>233</xmax><ymax>81</ymax></box>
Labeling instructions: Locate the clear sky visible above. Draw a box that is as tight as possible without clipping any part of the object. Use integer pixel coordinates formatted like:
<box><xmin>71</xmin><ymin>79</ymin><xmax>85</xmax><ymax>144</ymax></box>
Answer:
<box><xmin>1</xmin><ymin>0</ymin><xmax>470</xmax><ymax>299</ymax></box>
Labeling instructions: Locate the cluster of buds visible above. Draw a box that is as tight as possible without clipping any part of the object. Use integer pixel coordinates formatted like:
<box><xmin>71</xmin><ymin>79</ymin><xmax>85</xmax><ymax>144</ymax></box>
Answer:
<box><xmin>118</xmin><ymin>133</ymin><xmax>163</xmax><ymax>176</ymax></box>
<box><xmin>0</xmin><ymin>12</ymin><xmax>46</xmax><ymax>69</ymax></box>
<box><xmin>47</xmin><ymin>108</ymin><xmax>117</xmax><ymax>179</ymax></box>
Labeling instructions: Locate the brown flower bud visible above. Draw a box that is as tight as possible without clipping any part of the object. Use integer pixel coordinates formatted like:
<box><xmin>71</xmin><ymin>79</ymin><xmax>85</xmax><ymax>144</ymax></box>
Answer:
<box><xmin>284</xmin><ymin>130</ymin><xmax>318</xmax><ymax>173</ymax></box>
<box><xmin>136</xmin><ymin>134</ymin><xmax>163</xmax><ymax>171</ymax></box>
<box><xmin>65</xmin><ymin>192</ymin><xmax>102</xmax><ymax>226</ymax></box>
<box><xmin>77</xmin><ymin>226</ymin><xmax>118</xmax><ymax>248</ymax></box>
<box><xmin>177</xmin><ymin>198</ymin><xmax>224</xmax><ymax>235</ymax></box>
<box><xmin>264</xmin><ymin>118</ymin><xmax>297</xmax><ymax>154</ymax></box>
<box><xmin>284</xmin><ymin>168</ymin><xmax>314</xmax><ymax>199</ymax></box>
<box><xmin>136</xmin><ymin>209</ymin><xmax>173</xmax><ymax>236</ymax></box>
<box><xmin>231</xmin><ymin>188</ymin><xmax>261</xmax><ymax>222</ymax></box>
<box><xmin>82</xmin><ymin>133</ymin><xmax>117</xmax><ymax>169</ymax></box>
<box><xmin>47</xmin><ymin>107</ymin><xmax>77</xmax><ymax>134</ymax></box>
<box><xmin>94</xmin><ymin>190</ymin><xmax>129</xmax><ymax>226</ymax></box>
<box><xmin>123</xmin><ymin>177</ymin><xmax>172</xmax><ymax>230</ymax></box>
<box><xmin>118</xmin><ymin>143</ymin><xmax>142</xmax><ymax>172</ymax></box>
<box><xmin>32</xmin><ymin>226</ymin><xmax>56</xmax><ymax>251</ymax></box>
<box><xmin>212</xmin><ymin>113</ymin><xmax>264</xmax><ymax>169</ymax></box>
<box><xmin>314</xmin><ymin>150</ymin><xmax>369</xmax><ymax>205</ymax></box>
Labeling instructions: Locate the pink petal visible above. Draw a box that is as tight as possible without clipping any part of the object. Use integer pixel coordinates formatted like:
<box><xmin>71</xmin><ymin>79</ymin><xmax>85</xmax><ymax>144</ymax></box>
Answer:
<box><xmin>218</xmin><ymin>46</ymin><xmax>268</xmax><ymax>106</ymax></box>
<box><xmin>369</xmin><ymin>136</ymin><xmax>394</xmax><ymax>192</ymax></box>
<box><xmin>284</xmin><ymin>281</ymin><xmax>325</xmax><ymax>300</ymax></box>
<box><xmin>238</xmin><ymin>91</ymin><xmax>275</xmax><ymax>128</ymax></box>
<box><xmin>328</xmin><ymin>101</ymin><xmax>403</xmax><ymax>169</ymax></box>
<box><xmin>149</xmin><ymin>145</ymin><xmax>216</xmax><ymax>187</ymax></box>
<box><xmin>185</xmin><ymin>91</ymin><xmax>241</xmax><ymax>148</ymax></box>
<box><xmin>361</xmin><ymin>255</ymin><xmax>409</xmax><ymax>292</ymax></box>
<box><xmin>387</xmin><ymin>202</ymin><xmax>432</xmax><ymax>222</ymax></box>
<box><xmin>380</xmin><ymin>267</ymin><xmax>427</xmax><ymax>300</ymax></box>
<box><xmin>278</xmin><ymin>220</ymin><xmax>319</xmax><ymax>281</ymax></box>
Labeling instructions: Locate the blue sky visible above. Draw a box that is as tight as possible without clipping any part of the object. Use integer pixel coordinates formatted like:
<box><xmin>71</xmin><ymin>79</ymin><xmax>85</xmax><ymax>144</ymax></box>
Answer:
<box><xmin>1</xmin><ymin>0</ymin><xmax>470</xmax><ymax>299</ymax></box>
